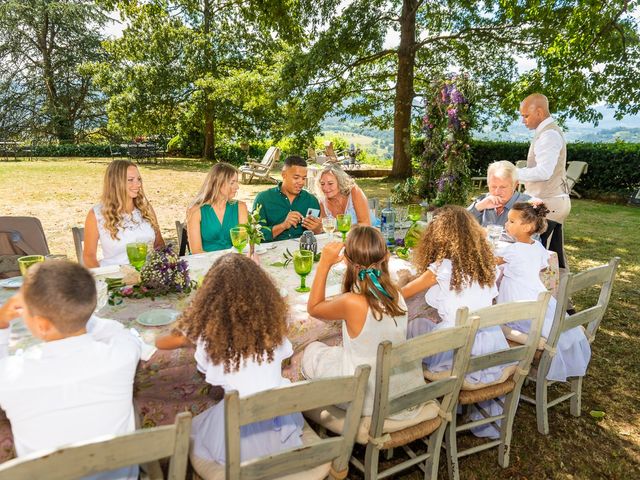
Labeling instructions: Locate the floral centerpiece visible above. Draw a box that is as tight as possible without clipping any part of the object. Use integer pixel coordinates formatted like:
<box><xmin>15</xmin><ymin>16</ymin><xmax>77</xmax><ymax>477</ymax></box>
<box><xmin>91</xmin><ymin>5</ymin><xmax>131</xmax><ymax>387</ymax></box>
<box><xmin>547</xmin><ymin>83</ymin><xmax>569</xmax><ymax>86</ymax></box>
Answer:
<box><xmin>238</xmin><ymin>204</ymin><xmax>270</xmax><ymax>257</ymax></box>
<box><xmin>109</xmin><ymin>244</ymin><xmax>196</xmax><ymax>303</ymax></box>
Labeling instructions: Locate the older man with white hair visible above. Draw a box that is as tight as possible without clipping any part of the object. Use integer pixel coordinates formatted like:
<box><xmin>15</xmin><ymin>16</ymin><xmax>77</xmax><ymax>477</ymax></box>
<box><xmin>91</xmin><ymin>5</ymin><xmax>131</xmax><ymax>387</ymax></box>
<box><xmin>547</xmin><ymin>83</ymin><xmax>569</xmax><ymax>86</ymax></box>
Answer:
<box><xmin>468</xmin><ymin>160</ymin><xmax>531</xmax><ymax>226</ymax></box>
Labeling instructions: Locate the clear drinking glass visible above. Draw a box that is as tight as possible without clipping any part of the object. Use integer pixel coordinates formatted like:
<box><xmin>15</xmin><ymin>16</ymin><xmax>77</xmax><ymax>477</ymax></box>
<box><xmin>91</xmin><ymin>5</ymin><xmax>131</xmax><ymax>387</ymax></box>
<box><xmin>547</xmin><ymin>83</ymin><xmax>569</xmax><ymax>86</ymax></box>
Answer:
<box><xmin>230</xmin><ymin>227</ymin><xmax>248</xmax><ymax>254</ymax></box>
<box><xmin>322</xmin><ymin>217</ymin><xmax>337</xmax><ymax>238</ymax></box>
<box><xmin>293</xmin><ymin>250</ymin><xmax>314</xmax><ymax>292</ymax></box>
<box><xmin>126</xmin><ymin>242</ymin><xmax>148</xmax><ymax>270</ymax></box>
<box><xmin>486</xmin><ymin>224</ymin><xmax>503</xmax><ymax>249</ymax></box>
<box><xmin>336</xmin><ymin>214</ymin><xmax>351</xmax><ymax>242</ymax></box>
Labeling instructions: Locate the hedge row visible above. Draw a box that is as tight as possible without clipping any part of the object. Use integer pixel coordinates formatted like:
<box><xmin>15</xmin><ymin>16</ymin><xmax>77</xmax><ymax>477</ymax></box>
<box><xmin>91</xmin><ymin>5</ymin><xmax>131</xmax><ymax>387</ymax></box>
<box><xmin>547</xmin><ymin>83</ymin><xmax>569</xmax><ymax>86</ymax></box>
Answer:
<box><xmin>412</xmin><ymin>138</ymin><xmax>640</xmax><ymax>197</ymax></box>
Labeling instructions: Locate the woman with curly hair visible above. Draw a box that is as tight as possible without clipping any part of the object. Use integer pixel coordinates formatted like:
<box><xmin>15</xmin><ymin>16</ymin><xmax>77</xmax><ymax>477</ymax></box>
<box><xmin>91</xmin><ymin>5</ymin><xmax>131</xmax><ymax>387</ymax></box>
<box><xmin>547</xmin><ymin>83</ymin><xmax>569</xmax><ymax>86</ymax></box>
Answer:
<box><xmin>155</xmin><ymin>253</ymin><xmax>303</xmax><ymax>471</ymax></box>
<box><xmin>83</xmin><ymin>160</ymin><xmax>164</xmax><ymax>267</ymax></box>
<box><xmin>401</xmin><ymin>205</ymin><xmax>511</xmax><ymax>438</ymax></box>
<box><xmin>302</xmin><ymin>226</ymin><xmax>425</xmax><ymax>419</ymax></box>
<box><xmin>186</xmin><ymin>162</ymin><xmax>248</xmax><ymax>253</ymax></box>
<box><xmin>316</xmin><ymin>165</ymin><xmax>371</xmax><ymax>225</ymax></box>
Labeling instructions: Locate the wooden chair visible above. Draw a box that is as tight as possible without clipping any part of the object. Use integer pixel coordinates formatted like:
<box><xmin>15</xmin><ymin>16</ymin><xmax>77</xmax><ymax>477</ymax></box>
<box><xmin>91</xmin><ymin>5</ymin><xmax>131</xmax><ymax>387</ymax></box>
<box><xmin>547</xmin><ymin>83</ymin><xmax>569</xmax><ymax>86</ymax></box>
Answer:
<box><xmin>445</xmin><ymin>293</ymin><xmax>551</xmax><ymax>480</ymax></box>
<box><xmin>191</xmin><ymin>366</ymin><xmax>370</xmax><ymax>480</ymax></box>
<box><xmin>307</xmin><ymin>146</ymin><xmax>327</xmax><ymax>165</ymax></box>
<box><xmin>0</xmin><ymin>412</ymin><xmax>192</xmax><ymax>480</ymax></box>
<box><xmin>306</xmin><ymin>312</ymin><xmax>480</xmax><ymax>479</ymax></box>
<box><xmin>323</xmin><ymin>142</ymin><xmax>348</xmax><ymax>167</ymax></box>
<box><xmin>72</xmin><ymin>226</ymin><xmax>84</xmax><ymax>264</ymax></box>
<box><xmin>175</xmin><ymin>220</ymin><xmax>189</xmax><ymax>256</ymax></box>
<box><xmin>520</xmin><ymin>258</ymin><xmax>620</xmax><ymax>434</ymax></box>
<box><xmin>565</xmin><ymin>161</ymin><xmax>588</xmax><ymax>198</ymax></box>
<box><xmin>239</xmin><ymin>146</ymin><xmax>280</xmax><ymax>184</ymax></box>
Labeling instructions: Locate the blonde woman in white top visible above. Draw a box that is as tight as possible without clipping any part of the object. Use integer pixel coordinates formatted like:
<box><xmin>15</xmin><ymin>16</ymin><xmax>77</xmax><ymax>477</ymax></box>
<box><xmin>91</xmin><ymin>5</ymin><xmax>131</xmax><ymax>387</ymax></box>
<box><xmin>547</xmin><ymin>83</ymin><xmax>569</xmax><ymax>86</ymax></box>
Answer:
<box><xmin>83</xmin><ymin>160</ymin><xmax>164</xmax><ymax>267</ymax></box>
<box><xmin>316</xmin><ymin>165</ymin><xmax>371</xmax><ymax>226</ymax></box>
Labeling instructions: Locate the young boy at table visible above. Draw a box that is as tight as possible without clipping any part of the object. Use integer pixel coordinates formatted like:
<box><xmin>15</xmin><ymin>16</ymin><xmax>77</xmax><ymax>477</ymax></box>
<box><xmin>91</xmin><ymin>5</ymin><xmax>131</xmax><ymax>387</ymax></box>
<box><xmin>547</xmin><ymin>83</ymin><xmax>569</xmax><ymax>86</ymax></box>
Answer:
<box><xmin>0</xmin><ymin>261</ymin><xmax>141</xmax><ymax>479</ymax></box>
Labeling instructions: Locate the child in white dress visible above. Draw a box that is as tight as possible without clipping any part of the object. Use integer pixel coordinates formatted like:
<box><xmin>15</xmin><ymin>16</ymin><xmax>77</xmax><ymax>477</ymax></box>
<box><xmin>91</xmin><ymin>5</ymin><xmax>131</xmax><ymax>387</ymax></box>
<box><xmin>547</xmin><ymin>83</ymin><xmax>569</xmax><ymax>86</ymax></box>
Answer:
<box><xmin>155</xmin><ymin>254</ymin><xmax>303</xmax><ymax>472</ymax></box>
<box><xmin>302</xmin><ymin>226</ymin><xmax>425</xmax><ymax>420</ymax></box>
<box><xmin>401</xmin><ymin>206</ymin><xmax>511</xmax><ymax>438</ymax></box>
<box><xmin>497</xmin><ymin>202</ymin><xmax>591</xmax><ymax>381</ymax></box>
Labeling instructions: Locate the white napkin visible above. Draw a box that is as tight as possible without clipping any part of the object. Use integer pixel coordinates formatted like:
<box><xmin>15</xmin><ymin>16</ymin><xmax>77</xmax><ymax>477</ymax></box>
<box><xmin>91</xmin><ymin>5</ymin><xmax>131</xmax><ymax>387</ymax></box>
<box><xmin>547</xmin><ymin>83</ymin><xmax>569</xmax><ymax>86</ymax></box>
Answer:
<box><xmin>129</xmin><ymin>328</ymin><xmax>158</xmax><ymax>361</ymax></box>
<box><xmin>89</xmin><ymin>265</ymin><xmax>121</xmax><ymax>276</ymax></box>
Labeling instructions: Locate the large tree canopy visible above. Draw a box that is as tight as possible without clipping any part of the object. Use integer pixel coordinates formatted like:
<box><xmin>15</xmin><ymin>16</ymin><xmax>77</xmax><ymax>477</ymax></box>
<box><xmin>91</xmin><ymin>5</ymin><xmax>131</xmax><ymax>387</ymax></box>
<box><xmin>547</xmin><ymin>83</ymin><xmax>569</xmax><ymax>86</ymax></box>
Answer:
<box><xmin>0</xmin><ymin>0</ymin><xmax>108</xmax><ymax>142</ymax></box>
<box><xmin>281</xmin><ymin>0</ymin><xmax>640</xmax><ymax>177</ymax></box>
<box><xmin>93</xmin><ymin>0</ymin><xmax>328</xmax><ymax>158</ymax></box>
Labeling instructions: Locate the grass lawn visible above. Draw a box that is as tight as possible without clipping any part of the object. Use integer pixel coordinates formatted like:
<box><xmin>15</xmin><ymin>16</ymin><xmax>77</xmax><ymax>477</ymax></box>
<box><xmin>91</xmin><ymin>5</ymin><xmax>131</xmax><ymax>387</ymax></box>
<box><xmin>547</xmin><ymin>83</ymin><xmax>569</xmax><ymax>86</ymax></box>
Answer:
<box><xmin>2</xmin><ymin>158</ymin><xmax>639</xmax><ymax>478</ymax></box>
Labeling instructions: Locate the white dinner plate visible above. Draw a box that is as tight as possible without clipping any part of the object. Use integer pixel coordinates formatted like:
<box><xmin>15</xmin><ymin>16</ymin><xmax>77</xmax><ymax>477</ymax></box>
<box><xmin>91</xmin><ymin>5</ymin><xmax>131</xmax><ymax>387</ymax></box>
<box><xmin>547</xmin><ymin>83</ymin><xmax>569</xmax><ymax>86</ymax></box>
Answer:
<box><xmin>136</xmin><ymin>309</ymin><xmax>179</xmax><ymax>327</ymax></box>
<box><xmin>0</xmin><ymin>277</ymin><xmax>23</xmax><ymax>289</ymax></box>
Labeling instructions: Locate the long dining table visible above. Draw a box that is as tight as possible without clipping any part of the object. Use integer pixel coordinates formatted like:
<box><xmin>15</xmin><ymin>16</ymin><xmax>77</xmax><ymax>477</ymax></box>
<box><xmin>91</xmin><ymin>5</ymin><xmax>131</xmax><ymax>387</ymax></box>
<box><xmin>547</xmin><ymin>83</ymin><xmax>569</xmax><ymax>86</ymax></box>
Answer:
<box><xmin>0</xmin><ymin>233</ymin><xmax>558</xmax><ymax>462</ymax></box>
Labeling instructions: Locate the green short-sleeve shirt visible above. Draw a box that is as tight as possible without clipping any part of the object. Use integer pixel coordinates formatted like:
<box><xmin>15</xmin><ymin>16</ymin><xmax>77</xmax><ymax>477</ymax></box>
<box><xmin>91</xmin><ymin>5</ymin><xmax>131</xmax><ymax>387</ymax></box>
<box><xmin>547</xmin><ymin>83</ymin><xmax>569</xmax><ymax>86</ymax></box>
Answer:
<box><xmin>252</xmin><ymin>184</ymin><xmax>320</xmax><ymax>242</ymax></box>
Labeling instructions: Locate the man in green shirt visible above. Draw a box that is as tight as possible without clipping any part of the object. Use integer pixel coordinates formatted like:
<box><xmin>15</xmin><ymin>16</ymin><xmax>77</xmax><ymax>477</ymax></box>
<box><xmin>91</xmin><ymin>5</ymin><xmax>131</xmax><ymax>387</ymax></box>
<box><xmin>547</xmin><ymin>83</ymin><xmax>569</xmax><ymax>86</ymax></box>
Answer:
<box><xmin>253</xmin><ymin>156</ymin><xmax>322</xmax><ymax>242</ymax></box>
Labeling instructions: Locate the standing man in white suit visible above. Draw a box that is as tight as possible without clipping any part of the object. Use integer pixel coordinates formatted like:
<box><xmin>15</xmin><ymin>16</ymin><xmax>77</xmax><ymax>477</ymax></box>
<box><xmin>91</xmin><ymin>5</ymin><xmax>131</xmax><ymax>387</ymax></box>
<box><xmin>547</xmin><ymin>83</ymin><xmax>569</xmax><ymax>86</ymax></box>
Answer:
<box><xmin>517</xmin><ymin>93</ymin><xmax>570</xmax><ymax>270</ymax></box>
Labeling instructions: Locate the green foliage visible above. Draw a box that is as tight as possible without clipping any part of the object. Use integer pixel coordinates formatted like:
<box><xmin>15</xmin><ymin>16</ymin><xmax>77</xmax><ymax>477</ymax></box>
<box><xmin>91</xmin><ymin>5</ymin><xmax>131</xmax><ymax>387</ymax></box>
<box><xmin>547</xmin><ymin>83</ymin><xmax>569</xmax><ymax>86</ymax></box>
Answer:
<box><xmin>0</xmin><ymin>0</ymin><xmax>108</xmax><ymax>142</ymax></box>
<box><xmin>23</xmin><ymin>144</ymin><xmax>111</xmax><ymax>157</ymax></box>
<box><xmin>461</xmin><ymin>140</ymin><xmax>640</xmax><ymax>197</ymax></box>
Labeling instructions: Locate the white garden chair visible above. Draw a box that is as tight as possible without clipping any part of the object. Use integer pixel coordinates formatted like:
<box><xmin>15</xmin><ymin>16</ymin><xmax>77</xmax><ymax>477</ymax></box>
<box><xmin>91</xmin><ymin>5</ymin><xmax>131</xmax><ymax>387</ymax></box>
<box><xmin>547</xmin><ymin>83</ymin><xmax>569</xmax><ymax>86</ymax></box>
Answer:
<box><xmin>445</xmin><ymin>293</ymin><xmax>550</xmax><ymax>480</ymax></box>
<box><xmin>191</xmin><ymin>366</ymin><xmax>370</xmax><ymax>480</ymax></box>
<box><xmin>0</xmin><ymin>412</ymin><xmax>192</xmax><ymax>480</ymax></box>
<box><xmin>566</xmin><ymin>161</ymin><xmax>588</xmax><ymax>198</ymax></box>
<box><xmin>239</xmin><ymin>146</ymin><xmax>280</xmax><ymax>184</ymax></box>
<box><xmin>519</xmin><ymin>257</ymin><xmax>620</xmax><ymax>434</ymax></box>
<box><xmin>305</xmin><ymin>310</ymin><xmax>480</xmax><ymax>479</ymax></box>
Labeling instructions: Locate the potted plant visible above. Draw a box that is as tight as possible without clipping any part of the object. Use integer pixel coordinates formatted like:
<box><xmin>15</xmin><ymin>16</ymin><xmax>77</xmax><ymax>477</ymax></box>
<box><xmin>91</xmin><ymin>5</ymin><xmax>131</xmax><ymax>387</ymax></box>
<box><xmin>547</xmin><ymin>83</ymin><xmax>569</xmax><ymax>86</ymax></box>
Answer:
<box><xmin>238</xmin><ymin>204</ymin><xmax>270</xmax><ymax>261</ymax></box>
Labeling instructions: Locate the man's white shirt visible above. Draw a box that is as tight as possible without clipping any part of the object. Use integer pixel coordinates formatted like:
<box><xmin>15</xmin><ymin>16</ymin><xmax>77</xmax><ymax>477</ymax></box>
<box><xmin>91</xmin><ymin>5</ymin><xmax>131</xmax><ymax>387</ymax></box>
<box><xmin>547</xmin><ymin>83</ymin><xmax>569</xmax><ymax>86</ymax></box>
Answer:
<box><xmin>517</xmin><ymin>117</ymin><xmax>568</xmax><ymax>198</ymax></box>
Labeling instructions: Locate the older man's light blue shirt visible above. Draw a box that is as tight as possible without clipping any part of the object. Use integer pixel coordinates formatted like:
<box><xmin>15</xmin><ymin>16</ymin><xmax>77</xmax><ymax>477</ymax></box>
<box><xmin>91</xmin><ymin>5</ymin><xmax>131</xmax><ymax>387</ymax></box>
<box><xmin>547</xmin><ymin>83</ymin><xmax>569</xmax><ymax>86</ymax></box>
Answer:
<box><xmin>468</xmin><ymin>190</ymin><xmax>531</xmax><ymax>227</ymax></box>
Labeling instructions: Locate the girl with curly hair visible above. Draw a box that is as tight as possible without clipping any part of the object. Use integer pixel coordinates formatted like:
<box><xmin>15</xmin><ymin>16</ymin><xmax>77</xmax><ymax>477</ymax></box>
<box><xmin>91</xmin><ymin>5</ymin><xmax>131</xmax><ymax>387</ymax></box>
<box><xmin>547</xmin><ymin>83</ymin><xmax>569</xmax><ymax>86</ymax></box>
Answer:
<box><xmin>497</xmin><ymin>202</ymin><xmax>590</xmax><ymax>381</ymax></box>
<box><xmin>186</xmin><ymin>162</ymin><xmax>248</xmax><ymax>253</ymax></box>
<box><xmin>401</xmin><ymin>205</ymin><xmax>511</xmax><ymax>438</ymax></box>
<box><xmin>155</xmin><ymin>253</ymin><xmax>303</xmax><ymax>469</ymax></box>
<box><xmin>83</xmin><ymin>160</ymin><xmax>164</xmax><ymax>267</ymax></box>
<box><xmin>302</xmin><ymin>226</ymin><xmax>425</xmax><ymax>419</ymax></box>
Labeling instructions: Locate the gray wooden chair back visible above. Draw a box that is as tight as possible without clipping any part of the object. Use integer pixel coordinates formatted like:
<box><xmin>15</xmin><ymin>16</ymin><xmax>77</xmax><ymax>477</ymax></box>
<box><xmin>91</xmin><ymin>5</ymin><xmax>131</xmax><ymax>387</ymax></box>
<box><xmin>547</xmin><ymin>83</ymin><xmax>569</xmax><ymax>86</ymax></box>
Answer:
<box><xmin>523</xmin><ymin>257</ymin><xmax>620</xmax><ymax>434</ymax></box>
<box><xmin>565</xmin><ymin>161</ymin><xmax>588</xmax><ymax>196</ymax></box>
<box><xmin>362</xmin><ymin>311</ymin><xmax>479</xmax><ymax>479</ymax></box>
<box><xmin>175</xmin><ymin>220</ymin><xmax>189</xmax><ymax>256</ymax></box>
<box><xmin>224</xmin><ymin>365</ymin><xmax>370</xmax><ymax>480</ymax></box>
<box><xmin>0</xmin><ymin>412</ymin><xmax>192</xmax><ymax>480</ymax></box>
<box><xmin>72</xmin><ymin>226</ymin><xmax>84</xmax><ymax>264</ymax></box>
<box><xmin>0</xmin><ymin>216</ymin><xmax>50</xmax><ymax>255</ymax></box>
<box><xmin>446</xmin><ymin>293</ymin><xmax>551</xmax><ymax>480</ymax></box>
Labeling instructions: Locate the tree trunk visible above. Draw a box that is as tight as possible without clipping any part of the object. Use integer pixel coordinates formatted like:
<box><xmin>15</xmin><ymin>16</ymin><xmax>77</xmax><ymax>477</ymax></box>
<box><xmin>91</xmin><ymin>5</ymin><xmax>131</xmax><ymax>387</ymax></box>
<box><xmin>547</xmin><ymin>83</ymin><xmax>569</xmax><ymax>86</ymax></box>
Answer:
<box><xmin>391</xmin><ymin>0</ymin><xmax>418</xmax><ymax>178</ymax></box>
<box><xmin>204</xmin><ymin>105</ymin><xmax>215</xmax><ymax>160</ymax></box>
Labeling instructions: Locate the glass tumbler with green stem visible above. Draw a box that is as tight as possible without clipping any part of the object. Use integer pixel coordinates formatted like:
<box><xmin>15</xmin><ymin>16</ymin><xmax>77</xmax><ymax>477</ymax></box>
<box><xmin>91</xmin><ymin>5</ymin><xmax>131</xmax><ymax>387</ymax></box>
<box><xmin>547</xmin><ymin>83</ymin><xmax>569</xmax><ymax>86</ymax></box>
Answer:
<box><xmin>336</xmin><ymin>214</ymin><xmax>351</xmax><ymax>242</ymax></box>
<box><xmin>293</xmin><ymin>249</ymin><xmax>314</xmax><ymax>292</ymax></box>
<box><xmin>126</xmin><ymin>242</ymin><xmax>148</xmax><ymax>271</ymax></box>
<box><xmin>230</xmin><ymin>226</ymin><xmax>248</xmax><ymax>254</ymax></box>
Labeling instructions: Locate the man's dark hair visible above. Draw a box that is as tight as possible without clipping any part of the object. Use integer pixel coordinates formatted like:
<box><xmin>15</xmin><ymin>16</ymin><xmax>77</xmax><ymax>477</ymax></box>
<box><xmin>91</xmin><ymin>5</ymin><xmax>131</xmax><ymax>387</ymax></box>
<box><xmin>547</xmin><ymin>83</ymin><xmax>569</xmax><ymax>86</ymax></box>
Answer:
<box><xmin>283</xmin><ymin>155</ymin><xmax>307</xmax><ymax>169</ymax></box>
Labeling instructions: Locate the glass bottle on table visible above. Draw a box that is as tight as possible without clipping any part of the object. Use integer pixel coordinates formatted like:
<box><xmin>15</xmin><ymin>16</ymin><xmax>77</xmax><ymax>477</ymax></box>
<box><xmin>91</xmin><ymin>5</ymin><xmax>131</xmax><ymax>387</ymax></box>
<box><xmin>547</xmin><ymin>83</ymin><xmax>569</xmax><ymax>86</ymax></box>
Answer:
<box><xmin>380</xmin><ymin>199</ymin><xmax>396</xmax><ymax>246</ymax></box>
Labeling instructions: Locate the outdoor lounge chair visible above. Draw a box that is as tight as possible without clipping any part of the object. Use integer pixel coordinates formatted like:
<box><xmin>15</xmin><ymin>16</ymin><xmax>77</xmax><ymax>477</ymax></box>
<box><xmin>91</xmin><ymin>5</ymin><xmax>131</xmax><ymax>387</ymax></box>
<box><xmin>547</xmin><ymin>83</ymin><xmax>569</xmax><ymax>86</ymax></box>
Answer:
<box><xmin>239</xmin><ymin>146</ymin><xmax>280</xmax><ymax>184</ymax></box>
<box><xmin>323</xmin><ymin>141</ymin><xmax>349</xmax><ymax>167</ymax></box>
<box><xmin>565</xmin><ymin>161</ymin><xmax>588</xmax><ymax>198</ymax></box>
<box><xmin>0</xmin><ymin>216</ymin><xmax>50</xmax><ymax>278</ymax></box>
<box><xmin>307</xmin><ymin>146</ymin><xmax>328</xmax><ymax>164</ymax></box>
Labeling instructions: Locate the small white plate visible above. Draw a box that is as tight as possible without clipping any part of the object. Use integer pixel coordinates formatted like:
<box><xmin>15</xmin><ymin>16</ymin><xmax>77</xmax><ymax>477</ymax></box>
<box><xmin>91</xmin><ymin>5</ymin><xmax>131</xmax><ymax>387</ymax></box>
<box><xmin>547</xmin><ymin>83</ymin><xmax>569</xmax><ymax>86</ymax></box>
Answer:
<box><xmin>136</xmin><ymin>309</ymin><xmax>179</xmax><ymax>327</ymax></box>
<box><xmin>0</xmin><ymin>277</ymin><xmax>22</xmax><ymax>289</ymax></box>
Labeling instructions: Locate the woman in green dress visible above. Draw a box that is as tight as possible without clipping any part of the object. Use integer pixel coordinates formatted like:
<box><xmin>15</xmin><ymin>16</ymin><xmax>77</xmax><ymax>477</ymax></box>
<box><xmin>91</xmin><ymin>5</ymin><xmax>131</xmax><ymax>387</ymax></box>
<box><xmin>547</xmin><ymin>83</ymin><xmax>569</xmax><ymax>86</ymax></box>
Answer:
<box><xmin>187</xmin><ymin>163</ymin><xmax>248</xmax><ymax>253</ymax></box>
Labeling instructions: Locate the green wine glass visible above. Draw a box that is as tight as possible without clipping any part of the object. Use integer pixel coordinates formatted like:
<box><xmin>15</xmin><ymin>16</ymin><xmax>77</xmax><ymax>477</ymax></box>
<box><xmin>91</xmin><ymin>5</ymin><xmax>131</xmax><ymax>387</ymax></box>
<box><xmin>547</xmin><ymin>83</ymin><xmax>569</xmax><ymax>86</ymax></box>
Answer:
<box><xmin>336</xmin><ymin>214</ymin><xmax>351</xmax><ymax>242</ymax></box>
<box><xmin>293</xmin><ymin>250</ymin><xmax>314</xmax><ymax>293</ymax></box>
<box><xmin>407</xmin><ymin>204</ymin><xmax>422</xmax><ymax>225</ymax></box>
<box><xmin>18</xmin><ymin>255</ymin><xmax>45</xmax><ymax>276</ymax></box>
<box><xmin>126</xmin><ymin>242</ymin><xmax>148</xmax><ymax>271</ymax></box>
<box><xmin>230</xmin><ymin>226</ymin><xmax>248</xmax><ymax>254</ymax></box>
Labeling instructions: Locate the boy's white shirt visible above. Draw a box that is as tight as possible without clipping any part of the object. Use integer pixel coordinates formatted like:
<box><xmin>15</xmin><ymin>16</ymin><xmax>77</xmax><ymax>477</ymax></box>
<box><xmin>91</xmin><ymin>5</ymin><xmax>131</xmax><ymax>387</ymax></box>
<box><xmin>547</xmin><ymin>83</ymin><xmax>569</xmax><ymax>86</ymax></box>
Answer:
<box><xmin>0</xmin><ymin>316</ymin><xmax>142</xmax><ymax>480</ymax></box>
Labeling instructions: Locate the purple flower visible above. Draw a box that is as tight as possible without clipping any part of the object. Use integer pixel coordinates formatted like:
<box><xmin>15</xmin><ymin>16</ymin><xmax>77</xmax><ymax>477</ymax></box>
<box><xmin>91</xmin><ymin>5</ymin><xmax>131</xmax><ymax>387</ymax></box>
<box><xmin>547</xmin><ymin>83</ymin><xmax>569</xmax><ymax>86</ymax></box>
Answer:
<box><xmin>437</xmin><ymin>174</ymin><xmax>457</xmax><ymax>192</ymax></box>
<box><xmin>447</xmin><ymin>108</ymin><xmax>460</xmax><ymax>129</ymax></box>
<box><xmin>122</xmin><ymin>286</ymin><xmax>134</xmax><ymax>296</ymax></box>
<box><xmin>395</xmin><ymin>238</ymin><xmax>405</xmax><ymax>247</ymax></box>
<box><xmin>450</xmin><ymin>88</ymin><xmax>465</xmax><ymax>104</ymax></box>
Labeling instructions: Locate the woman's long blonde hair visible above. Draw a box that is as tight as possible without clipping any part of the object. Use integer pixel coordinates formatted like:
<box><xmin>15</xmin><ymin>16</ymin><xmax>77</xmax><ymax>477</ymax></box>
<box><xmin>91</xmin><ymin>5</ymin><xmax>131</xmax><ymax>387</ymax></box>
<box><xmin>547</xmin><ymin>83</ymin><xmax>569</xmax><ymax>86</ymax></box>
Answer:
<box><xmin>100</xmin><ymin>160</ymin><xmax>157</xmax><ymax>240</ymax></box>
<box><xmin>190</xmin><ymin>162</ymin><xmax>239</xmax><ymax>208</ymax></box>
<box><xmin>343</xmin><ymin>226</ymin><xmax>405</xmax><ymax>320</ymax></box>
